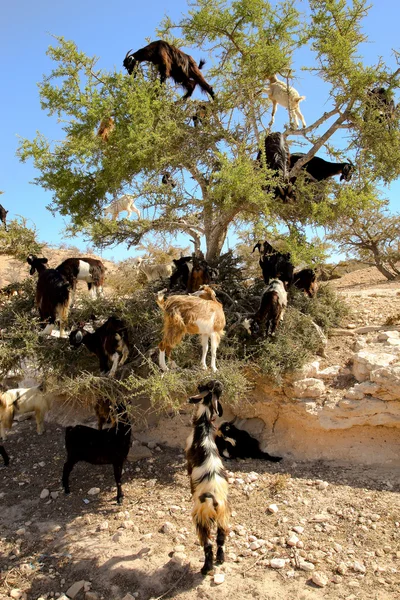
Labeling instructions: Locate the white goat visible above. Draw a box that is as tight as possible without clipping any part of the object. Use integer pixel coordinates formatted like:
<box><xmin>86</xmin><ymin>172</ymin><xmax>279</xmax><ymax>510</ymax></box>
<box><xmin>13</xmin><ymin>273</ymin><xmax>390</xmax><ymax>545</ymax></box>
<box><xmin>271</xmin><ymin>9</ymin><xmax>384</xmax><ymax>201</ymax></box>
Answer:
<box><xmin>103</xmin><ymin>195</ymin><xmax>141</xmax><ymax>220</ymax></box>
<box><xmin>134</xmin><ymin>257</ymin><xmax>173</xmax><ymax>282</ymax></box>
<box><xmin>0</xmin><ymin>386</ymin><xmax>52</xmax><ymax>440</ymax></box>
<box><xmin>265</xmin><ymin>75</ymin><xmax>306</xmax><ymax>129</ymax></box>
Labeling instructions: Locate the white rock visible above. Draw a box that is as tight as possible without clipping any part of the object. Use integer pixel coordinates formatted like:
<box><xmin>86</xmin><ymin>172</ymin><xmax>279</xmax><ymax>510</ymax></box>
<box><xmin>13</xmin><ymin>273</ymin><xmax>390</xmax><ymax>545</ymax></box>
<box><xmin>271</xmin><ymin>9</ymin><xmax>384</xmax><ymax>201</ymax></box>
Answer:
<box><xmin>378</xmin><ymin>331</ymin><xmax>400</xmax><ymax>341</ymax></box>
<box><xmin>292</xmin><ymin>378</ymin><xmax>326</xmax><ymax>399</ymax></box>
<box><xmin>88</xmin><ymin>487</ymin><xmax>100</xmax><ymax>496</ymax></box>
<box><xmin>268</xmin><ymin>504</ymin><xmax>279</xmax><ymax>514</ymax></box>
<box><xmin>287</xmin><ymin>535</ymin><xmax>299</xmax><ymax>547</ymax></box>
<box><xmin>10</xmin><ymin>590</ymin><xmax>27</xmax><ymax>600</ymax></box>
<box><xmin>171</xmin><ymin>552</ymin><xmax>187</xmax><ymax>565</ymax></box>
<box><xmin>250</xmin><ymin>541</ymin><xmax>261</xmax><ymax>551</ymax></box>
<box><xmin>40</xmin><ymin>489</ymin><xmax>50</xmax><ymax>499</ymax></box>
<box><xmin>170</xmin><ymin>505</ymin><xmax>182</xmax><ymax>513</ymax></box>
<box><xmin>270</xmin><ymin>558</ymin><xmax>286</xmax><ymax>569</ymax></box>
<box><xmin>317</xmin><ymin>481</ymin><xmax>329</xmax><ymax>491</ymax></box>
<box><xmin>16</xmin><ymin>528</ymin><xmax>26</xmax><ymax>536</ymax></box>
<box><xmin>214</xmin><ymin>573</ymin><xmax>225</xmax><ymax>584</ymax></box>
<box><xmin>50</xmin><ymin>491</ymin><xmax>59</xmax><ymax>500</ymax></box>
<box><xmin>318</xmin><ymin>366</ymin><xmax>341</xmax><ymax>380</ymax></box>
<box><xmin>352</xmin><ymin>349</ymin><xmax>397</xmax><ymax>382</ymax></box>
<box><xmin>299</xmin><ymin>560</ymin><xmax>315</xmax><ymax>572</ymax></box>
<box><xmin>333</xmin><ymin>543</ymin><xmax>342</xmax><ymax>552</ymax></box>
<box><xmin>353</xmin><ymin>561</ymin><xmax>366</xmax><ymax>573</ymax></box>
<box><xmin>337</xmin><ymin>562</ymin><xmax>347</xmax><ymax>575</ymax></box>
<box><xmin>174</xmin><ymin>544</ymin><xmax>185</xmax><ymax>552</ymax></box>
<box><xmin>293</xmin><ymin>526</ymin><xmax>304</xmax><ymax>534</ymax></box>
<box><xmin>312</xmin><ymin>571</ymin><xmax>329</xmax><ymax>587</ymax></box>
<box><xmin>98</xmin><ymin>521</ymin><xmax>109</xmax><ymax>531</ymax></box>
<box><xmin>66</xmin><ymin>580</ymin><xmax>85</xmax><ymax>599</ymax></box>
<box><xmin>161</xmin><ymin>522</ymin><xmax>175</xmax><ymax>534</ymax></box>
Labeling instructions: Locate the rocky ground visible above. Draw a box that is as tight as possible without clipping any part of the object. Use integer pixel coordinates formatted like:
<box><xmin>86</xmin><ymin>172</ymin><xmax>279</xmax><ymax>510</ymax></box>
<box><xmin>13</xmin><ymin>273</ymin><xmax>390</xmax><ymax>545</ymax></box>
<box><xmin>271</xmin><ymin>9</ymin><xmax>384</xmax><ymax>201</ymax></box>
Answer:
<box><xmin>0</xmin><ymin>265</ymin><xmax>400</xmax><ymax>600</ymax></box>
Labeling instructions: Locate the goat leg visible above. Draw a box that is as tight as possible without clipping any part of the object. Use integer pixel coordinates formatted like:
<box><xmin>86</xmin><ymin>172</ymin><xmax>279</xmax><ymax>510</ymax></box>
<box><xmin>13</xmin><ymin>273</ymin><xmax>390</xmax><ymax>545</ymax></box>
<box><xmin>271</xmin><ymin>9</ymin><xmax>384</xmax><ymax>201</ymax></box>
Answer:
<box><xmin>113</xmin><ymin>462</ymin><xmax>124</xmax><ymax>504</ymax></box>
<box><xmin>216</xmin><ymin>526</ymin><xmax>226</xmax><ymax>565</ymax></box>
<box><xmin>197</xmin><ymin>523</ymin><xmax>214</xmax><ymax>575</ymax></box>
<box><xmin>62</xmin><ymin>459</ymin><xmax>76</xmax><ymax>494</ymax></box>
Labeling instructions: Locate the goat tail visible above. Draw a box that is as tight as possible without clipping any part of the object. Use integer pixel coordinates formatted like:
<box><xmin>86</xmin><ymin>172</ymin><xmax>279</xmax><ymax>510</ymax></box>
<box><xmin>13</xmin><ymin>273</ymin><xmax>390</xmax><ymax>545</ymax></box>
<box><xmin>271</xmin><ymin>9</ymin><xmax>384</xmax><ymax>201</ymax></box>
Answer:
<box><xmin>198</xmin><ymin>59</ymin><xmax>206</xmax><ymax>70</ymax></box>
<box><xmin>193</xmin><ymin>492</ymin><xmax>229</xmax><ymax>532</ymax></box>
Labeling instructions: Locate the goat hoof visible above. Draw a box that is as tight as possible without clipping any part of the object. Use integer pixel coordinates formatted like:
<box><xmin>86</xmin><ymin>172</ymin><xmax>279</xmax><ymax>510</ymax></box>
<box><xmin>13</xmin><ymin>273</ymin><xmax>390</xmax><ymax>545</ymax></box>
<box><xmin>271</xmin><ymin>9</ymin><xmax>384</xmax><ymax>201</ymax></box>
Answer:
<box><xmin>117</xmin><ymin>498</ymin><xmax>123</xmax><ymax>505</ymax></box>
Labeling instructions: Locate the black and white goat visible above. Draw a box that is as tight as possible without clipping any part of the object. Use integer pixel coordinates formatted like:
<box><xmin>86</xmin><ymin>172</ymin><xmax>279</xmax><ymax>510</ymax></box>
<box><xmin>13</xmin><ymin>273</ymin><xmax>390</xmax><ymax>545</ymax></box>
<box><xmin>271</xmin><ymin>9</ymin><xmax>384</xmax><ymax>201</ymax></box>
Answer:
<box><xmin>27</xmin><ymin>254</ymin><xmax>71</xmax><ymax>338</ymax></box>
<box><xmin>289</xmin><ymin>153</ymin><xmax>354</xmax><ymax>182</ymax></box>
<box><xmin>186</xmin><ymin>380</ymin><xmax>229</xmax><ymax>575</ymax></box>
<box><xmin>62</xmin><ymin>406</ymin><xmax>131</xmax><ymax>504</ymax></box>
<box><xmin>293</xmin><ymin>268</ymin><xmax>318</xmax><ymax>298</ymax></box>
<box><xmin>365</xmin><ymin>86</ymin><xmax>396</xmax><ymax>125</ymax></box>
<box><xmin>243</xmin><ymin>279</ymin><xmax>288</xmax><ymax>337</ymax></box>
<box><xmin>216</xmin><ymin>422</ymin><xmax>282</xmax><ymax>462</ymax></box>
<box><xmin>0</xmin><ymin>204</ymin><xmax>8</xmax><ymax>230</ymax></box>
<box><xmin>56</xmin><ymin>257</ymin><xmax>105</xmax><ymax>299</ymax></box>
<box><xmin>0</xmin><ymin>444</ymin><xmax>9</xmax><ymax>466</ymax></box>
<box><xmin>69</xmin><ymin>316</ymin><xmax>129</xmax><ymax>377</ymax></box>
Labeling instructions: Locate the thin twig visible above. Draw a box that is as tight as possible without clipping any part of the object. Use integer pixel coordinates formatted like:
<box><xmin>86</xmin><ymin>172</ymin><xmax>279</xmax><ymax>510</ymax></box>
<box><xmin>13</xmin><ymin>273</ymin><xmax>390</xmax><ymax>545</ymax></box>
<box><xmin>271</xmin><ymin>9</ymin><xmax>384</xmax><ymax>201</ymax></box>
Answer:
<box><xmin>152</xmin><ymin>564</ymin><xmax>191</xmax><ymax>600</ymax></box>
<box><xmin>241</xmin><ymin>554</ymin><xmax>265</xmax><ymax>577</ymax></box>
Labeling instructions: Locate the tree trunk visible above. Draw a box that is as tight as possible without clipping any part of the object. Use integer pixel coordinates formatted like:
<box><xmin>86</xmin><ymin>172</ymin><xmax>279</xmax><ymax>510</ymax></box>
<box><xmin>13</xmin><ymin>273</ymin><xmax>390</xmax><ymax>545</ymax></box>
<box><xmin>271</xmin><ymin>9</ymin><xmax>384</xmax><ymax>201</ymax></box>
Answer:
<box><xmin>371</xmin><ymin>245</ymin><xmax>396</xmax><ymax>280</ymax></box>
<box><xmin>205</xmin><ymin>223</ymin><xmax>229</xmax><ymax>262</ymax></box>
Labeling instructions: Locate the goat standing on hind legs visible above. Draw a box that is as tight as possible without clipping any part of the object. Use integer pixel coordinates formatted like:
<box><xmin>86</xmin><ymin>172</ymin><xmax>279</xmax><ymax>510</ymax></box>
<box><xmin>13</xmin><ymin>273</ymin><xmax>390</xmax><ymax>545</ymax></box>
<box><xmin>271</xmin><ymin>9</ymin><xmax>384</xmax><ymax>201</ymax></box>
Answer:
<box><xmin>186</xmin><ymin>380</ymin><xmax>230</xmax><ymax>575</ymax></box>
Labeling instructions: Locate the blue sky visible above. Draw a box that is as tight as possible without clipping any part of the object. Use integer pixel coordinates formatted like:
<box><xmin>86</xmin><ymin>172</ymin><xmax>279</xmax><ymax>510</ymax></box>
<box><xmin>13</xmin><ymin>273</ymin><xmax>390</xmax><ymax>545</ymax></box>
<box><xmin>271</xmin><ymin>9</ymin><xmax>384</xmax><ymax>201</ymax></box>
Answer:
<box><xmin>1</xmin><ymin>0</ymin><xmax>400</xmax><ymax>262</ymax></box>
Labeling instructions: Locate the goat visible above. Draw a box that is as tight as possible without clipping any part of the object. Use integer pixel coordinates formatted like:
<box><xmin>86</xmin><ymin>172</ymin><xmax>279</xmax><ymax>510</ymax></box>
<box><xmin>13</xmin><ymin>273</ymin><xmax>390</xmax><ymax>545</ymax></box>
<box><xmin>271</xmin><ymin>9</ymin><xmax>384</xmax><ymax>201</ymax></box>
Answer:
<box><xmin>169</xmin><ymin>255</ymin><xmax>193</xmax><ymax>290</ymax></box>
<box><xmin>256</xmin><ymin>133</ymin><xmax>294</xmax><ymax>201</ymax></box>
<box><xmin>123</xmin><ymin>41</ymin><xmax>214</xmax><ymax>100</ymax></box>
<box><xmin>187</xmin><ymin>256</ymin><xmax>215</xmax><ymax>293</ymax></box>
<box><xmin>186</xmin><ymin>380</ymin><xmax>229</xmax><ymax>575</ymax></box>
<box><xmin>289</xmin><ymin>153</ymin><xmax>354</xmax><ymax>182</ymax></box>
<box><xmin>0</xmin><ymin>204</ymin><xmax>8</xmax><ymax>230</ymax></box>
<box><xmin>293</xmin><ymin>268</ymin><xmax>318</xmax><ymax>298</ymax></box>
<box><xmin>216</xmin><ymin>421</ymin><xmax>282</xmax><ymax>462</ymax></box>
<box><xmin>157</xmin><ymin>286</ymin><xmax>225</xmax><ymax>372</ymax></box>
<box><xmin>69</xmin><ymin>316</ymin><xmax>129</xmax><ymax>378</ymax></box>
<box><xmin>365</xmin><ymin>86</ymin><xmax>396</xmax><ymax>124</ymax></box>
<box><xmin>27</xmin><ymin>254</ymin><xmax>71</xmax><ymax>337</ymax></box>
<box><xmin>56</xmin><ymin>257</ymin><xmax>105</xmax><ymax>299</ymax></box>
<box><xmin>103</xmin><ymin>195</ymin><xmax>141</xmax><ymax>220</ymax></box>
<box><xmin>265</xmin><ymin>75</ymin><xmax>306</xmax><ymax>128</ymax></box>
<box><xmin>243</xmin><ymin>279</ymin><xmax>288</xmax><ymax>337</ymax></box>
<box><xmin>62</xmin><ymin>406</ymin><xmax>131</xmax><ymax>504</ymax></box>
<box><xmin>161</xmin><ymin>172</ymin><xmax>176</xmax><ymax>188</ymax></box>
<box><xmin>134</xmin><ymin>257</ymin><xmax>173</xmax><ymax>282</ymax></box>
<box><xmin>97</xmin><ymin>116</ymin><xmax>115</xmax><ymax>142</ymax></box>
<box><xmin>253</xmin><ymin>241</ymin><xmax>294</xmax><ymax>287</ymax></box>
<box><xmin>0</xmin><ymin>444</ymin><xmax>9</xmax><ymax>466</ymax></box>
<box><xmin>192</xmin><ymin>102</ymin><xmax>209</xmax><ymax>126</ymax></box>
<box><xmin>0</xmin><ymin>386</ymin><xmax>52</xmax><ymax>440</ymax></box>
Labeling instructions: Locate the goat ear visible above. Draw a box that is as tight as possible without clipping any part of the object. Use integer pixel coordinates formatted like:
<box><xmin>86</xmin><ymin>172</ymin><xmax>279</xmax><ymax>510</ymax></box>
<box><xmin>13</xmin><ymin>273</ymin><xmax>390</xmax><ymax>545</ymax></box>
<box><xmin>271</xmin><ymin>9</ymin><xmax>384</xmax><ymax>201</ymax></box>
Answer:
<box><xmin>212</xmin><ymin>398</ymin><xmax>223</xmax><ymax>417</ymax></box>
<box><xmin>189</xmin><ymin>389</ymin><xmax>210</xmax><ymax>403</ymax></box>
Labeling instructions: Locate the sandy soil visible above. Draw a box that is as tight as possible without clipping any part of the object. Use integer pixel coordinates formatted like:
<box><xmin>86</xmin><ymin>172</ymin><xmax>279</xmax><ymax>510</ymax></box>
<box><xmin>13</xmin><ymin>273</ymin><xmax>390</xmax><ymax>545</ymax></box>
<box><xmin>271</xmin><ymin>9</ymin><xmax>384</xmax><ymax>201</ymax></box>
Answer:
<box><xmin>0</xmin><ymin>264</ymin><xmax>399</xmax><ymax>600</ymax></box>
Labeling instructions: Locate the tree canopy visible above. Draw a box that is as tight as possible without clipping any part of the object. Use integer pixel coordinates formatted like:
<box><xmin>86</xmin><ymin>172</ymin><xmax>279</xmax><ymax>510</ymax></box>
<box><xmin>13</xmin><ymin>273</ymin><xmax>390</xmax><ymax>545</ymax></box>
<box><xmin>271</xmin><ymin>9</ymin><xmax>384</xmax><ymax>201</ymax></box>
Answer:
<box><xmin>18</xmin><ymin>0</ymin><xmax>400</xmax><ymax>262</ymax></box>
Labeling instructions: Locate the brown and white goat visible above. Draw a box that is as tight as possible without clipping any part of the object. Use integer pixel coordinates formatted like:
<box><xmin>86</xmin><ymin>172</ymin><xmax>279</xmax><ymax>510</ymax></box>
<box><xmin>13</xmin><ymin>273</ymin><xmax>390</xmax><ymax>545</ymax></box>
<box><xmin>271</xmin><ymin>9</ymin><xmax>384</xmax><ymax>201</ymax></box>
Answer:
<box><xmin>0</xmin><ymin>386</ymin><xmax>52</xmax><ymax>440</ymax></box>
<box><xmin>186</xmin><ymin>380</ymin><xmax>229</xmax><ymax>575</ymax></box>
<box><xmin>27</xmin><ymin>254</ymin><xmax>71</xmax><ymax>338</ymax></box>
<box><xmin>293</xmin><ymin>268</ymin><xmax>319</xmax><ymax>298</ymax></box>
<box><xmin>156</xmin><ymin>286</ymin><xmax>225</xmax><ymax>372</ymax></box>
<box><xmin>265</xmin><ymin>75</ymin><xmax>306</xmax><ymax>129</ymax></box>
<box><xmin>123</xmin><ymin>40</ymin><xmax>214</xmax><ymax>99</ymax></box>
<box><xmin>243</xmin><ymin>279</ymin><xmax>287</xmax><ymax>337</ymax></box>
<box><xmin>56</xmin><ymin>257</ymin><xmax>105</xmax><ymax>299</ymax></box>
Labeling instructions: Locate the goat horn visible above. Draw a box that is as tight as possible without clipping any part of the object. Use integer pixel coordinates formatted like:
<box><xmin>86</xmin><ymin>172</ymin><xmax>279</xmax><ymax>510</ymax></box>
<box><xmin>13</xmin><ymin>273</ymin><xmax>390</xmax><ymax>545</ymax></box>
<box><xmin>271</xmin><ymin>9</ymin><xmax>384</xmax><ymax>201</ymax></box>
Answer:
<box><xmin>125</xmin><ymin>49</ymin><xmax>133</xmax><ymax>58</ymax></box>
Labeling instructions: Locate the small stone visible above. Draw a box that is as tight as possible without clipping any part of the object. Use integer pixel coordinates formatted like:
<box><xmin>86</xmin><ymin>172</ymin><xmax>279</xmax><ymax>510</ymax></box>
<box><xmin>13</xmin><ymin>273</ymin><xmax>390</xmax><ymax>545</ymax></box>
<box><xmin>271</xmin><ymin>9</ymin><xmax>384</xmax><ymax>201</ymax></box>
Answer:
<box><xmin>121</xmin><ymin>595</ymin><xmax>136</xmax><ymax>600</ymax></box>
<box><xmin>270</xmin><ymin>558</ymin><xmax>286</xmax><ymax>569</ymax></box>
<box><xmin>348</xmin><ymin>580</ymin><xmax>360</xmax><ymax>588</ymax></box>
<box><xmin>10</xmin><ymin>590</ymin><xmax>27</xmax><ymax>600</ymax></box>
<box><xmin>317</xmin><ymin>481</ymin><xmax>329</xmax><ymax>491</ymax></box>
<box><xmin>40</xmin><ymin>489</ymin><xmax>50</xmax><ymax>499</ymax></box>
<box><xmin>213</xmin><ymin>573</ymin><xmax>225</xmax><ymax>584</ymax></box>
<box><xmin>112</xmin><ymin>532</ymin><xmax>124</xmax><ymax>542</ymax></box>
<box><xmin>174</xmin><ymin>544</ymin><xmax>185</xmax><ymax>552</ymax></box>
<box><xmin>292</xmin><ymin>526</ymin><xmax>304</xmax><ymax>534</ymax></box>
<box><xmin>287</xmin><ymin>535</ymin><xmax>299</xmax><ymax>547</ymax></box>
<box><xmin>66</xmin><ymin>581</ymin><xmax>85</xmax><ymax>599</ymax></box>
<box><xmin>98</xmin><ymin>521</ymin><xmax>109</xmax><ymax>531</ymax></box>
<box><xmin>170</xmin><ymin>505</ymin><xmax>182</xmax><ymax>513</ymax></box>
<box><xmin>171</xmin><ymin>552</ymin><xmax>187</xmax><ymax>565</ymax></box>
<box><xmin>268</xmin><ymin>504</ymin><xmax>278</xmax><ymax>514</ymax></box>
<box><xmin>312</xmin><ymin>571</ymin><xmax>329</xmax><ymax>587</ymax></box>
<box><xmin>50</xmin><ymin>491</ymin><xmax>59</xmax><ymax>500</ymax></box>
<box><xmin>332</xmin><ymin>575</ymin><xmax>342</xmax><ymax>584</ymax></box>
<box><xmin>16</xmin><ymin>528</ymin><xmax>26</xmax><ymax>536</ymax></box>
<box><xmin>333</xmin><ymin>543</ymin><xmax>342</xmax><ymax>553</ymax></box>
<box><xmin>353</xmin><ymin>561</ymin><xmax>366</xmax><ymax>573</ymax></box>
<box><xmin>85</xmin><ymin>593</ymin><xmax>100</xmax><ymax>600</ymax></box>
<box><xmin>370</xmin><ymin>514</ymin><xmax>380</xmax><ymax>522</ymax></box>
<box><xmin>296</xmin><ymin>541</ymin><xmax>304</xmax><ymax>549</ymax></box>
<box><xmin>250</xmin><ymin>541</ymin><xmax>261</xmax><ymax>551</ymax></box>
<box><xmin>299</xmin><ymin>560</ymin><xmax>315</xmax><ymax>572</ymax></box>
<box><xmin>337</xmin><ymin>562</ymin><xmax>348</xmax><ymax>575</ymax></box>
<box><xmin>88</xmin><ymin>487</ymin><xmax>100</xmax><ymax>496</ymax></box>
<box><xmin>228</xmin><ymin>552</ymin><xmax>237</xmax><ymax>561</ymax></box>
<box><xmin>160</xmin><ymin>522</ymin><xmax>175</xmax><ymax>534</ymax></box>
<box><xmin>122</xmin><ymin>521</ymin><xmax>138</xmax><ymax>531</ymax></box>
<box><xmin>147</xmin><ymin>441</ymin><xmax>157</xmax><ymax>449</ymax></box>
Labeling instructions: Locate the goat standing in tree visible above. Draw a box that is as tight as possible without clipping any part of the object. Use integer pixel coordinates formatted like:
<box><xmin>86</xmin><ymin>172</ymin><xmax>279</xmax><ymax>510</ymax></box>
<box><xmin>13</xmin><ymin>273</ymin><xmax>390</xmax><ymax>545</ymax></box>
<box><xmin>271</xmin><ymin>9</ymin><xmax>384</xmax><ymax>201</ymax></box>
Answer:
<box><xmin>265</xmin><ymin>75</ymin><xmax>306</xmax><ymax>129</ymax></box>
<box><xmin>123</xmin><ymin>41</ymin><xmax>214</xmax><ymax>99</ymax></box>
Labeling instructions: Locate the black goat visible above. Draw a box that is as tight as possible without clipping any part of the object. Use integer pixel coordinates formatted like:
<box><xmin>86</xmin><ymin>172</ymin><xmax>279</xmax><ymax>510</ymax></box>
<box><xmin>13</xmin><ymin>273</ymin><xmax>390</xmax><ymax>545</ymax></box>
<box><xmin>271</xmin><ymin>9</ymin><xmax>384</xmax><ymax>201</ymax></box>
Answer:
<box><xmin>253</xmin><ymin>240</ymin><xmax>294</xmax><ymax>286</ymax></box>
<box><xmin>365</xmin><ymin>87</ymin><xmax>396</xmax><ymax>124</ymax></box>
<box><xmin>27</xmin><ymin>254</ymin><xmax>71</xmax><ymax>337</ymax></box>
<box><xmin>161</xmin><ymin>172</ymin><xmax>176</xmax><ymax>188</ymax></box>
<box><xmin>256</xmin><ymin>133</ymin><xmax>294</xmax><ymax>201</ymax></box>
<box><xmin>289</xmin><ymin>153</ymin><xmax>354</xmax><ymax>182</ymax></box>
<box><xmin>0</xmin><ymin>204</ymin><xmax>8</xmax><ymax>231</ymax></box>
<box><xmin>293</xmin><ymin>268</ymin><xmax>318</xmax><ymax>298</ymax></box>
<box><xmin>243</xmin><ymin>279</ymin><xmax>288</xmax><ymax>337</ymax></box>
<box><xmin>62</xmin><ymin>408</ymin><xmax>131</xmax><ymax>504</ymax></box>
<box><xmin>69</xmin><ymin>316</ymin><xmax>129</xmax><ymax>377</ymax></box>
<box><xmin>0</xmin><ymin>444</ymin><xmax>9</xmax><ymax>466</ymax></box>
<box><xmin>56</xmin><ymin>257</ymin><xmax>105</xmax><ymax>299</ymax></box>
<box><xmin>216</xmin><ymin>422</ymin><xmax>282</xmax><ymax>462</ymax></box>
<box><xmin>123</xmin><ymin>40</ymin><xmax>214</xmax><ymax>99</ymax></box>
<box><xmin>169</xmin><ymin>255</ymin><xmax>193</xmax><ymax>290</ymax></box>
<box><xmin>186</xmin><ymin>380</ymin><xmax>229</xmax><ymax>575</ymax></box>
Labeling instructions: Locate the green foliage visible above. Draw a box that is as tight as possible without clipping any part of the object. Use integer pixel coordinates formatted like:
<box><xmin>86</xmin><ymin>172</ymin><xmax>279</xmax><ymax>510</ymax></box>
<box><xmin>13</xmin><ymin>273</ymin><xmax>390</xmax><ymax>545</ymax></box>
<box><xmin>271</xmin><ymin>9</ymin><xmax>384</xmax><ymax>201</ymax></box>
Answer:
<box><xmin>17</xmin><ymin>0</ymin><xmax>400</xmax><ymax>261</ymax></box>
<box><xmin>0</xmin><ymin>218</ymin><xmax>42</xmax><ymax>261</ymax></box>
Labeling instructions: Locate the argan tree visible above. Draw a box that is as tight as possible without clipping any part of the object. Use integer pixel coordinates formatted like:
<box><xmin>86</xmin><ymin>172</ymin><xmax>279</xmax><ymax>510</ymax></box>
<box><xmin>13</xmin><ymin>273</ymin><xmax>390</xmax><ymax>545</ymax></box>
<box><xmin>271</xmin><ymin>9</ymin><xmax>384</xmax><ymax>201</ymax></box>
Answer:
<box><xmin>18</xmin><ymin>0</ymin><xmax>400</xmax><ymax>262</ymax></box>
